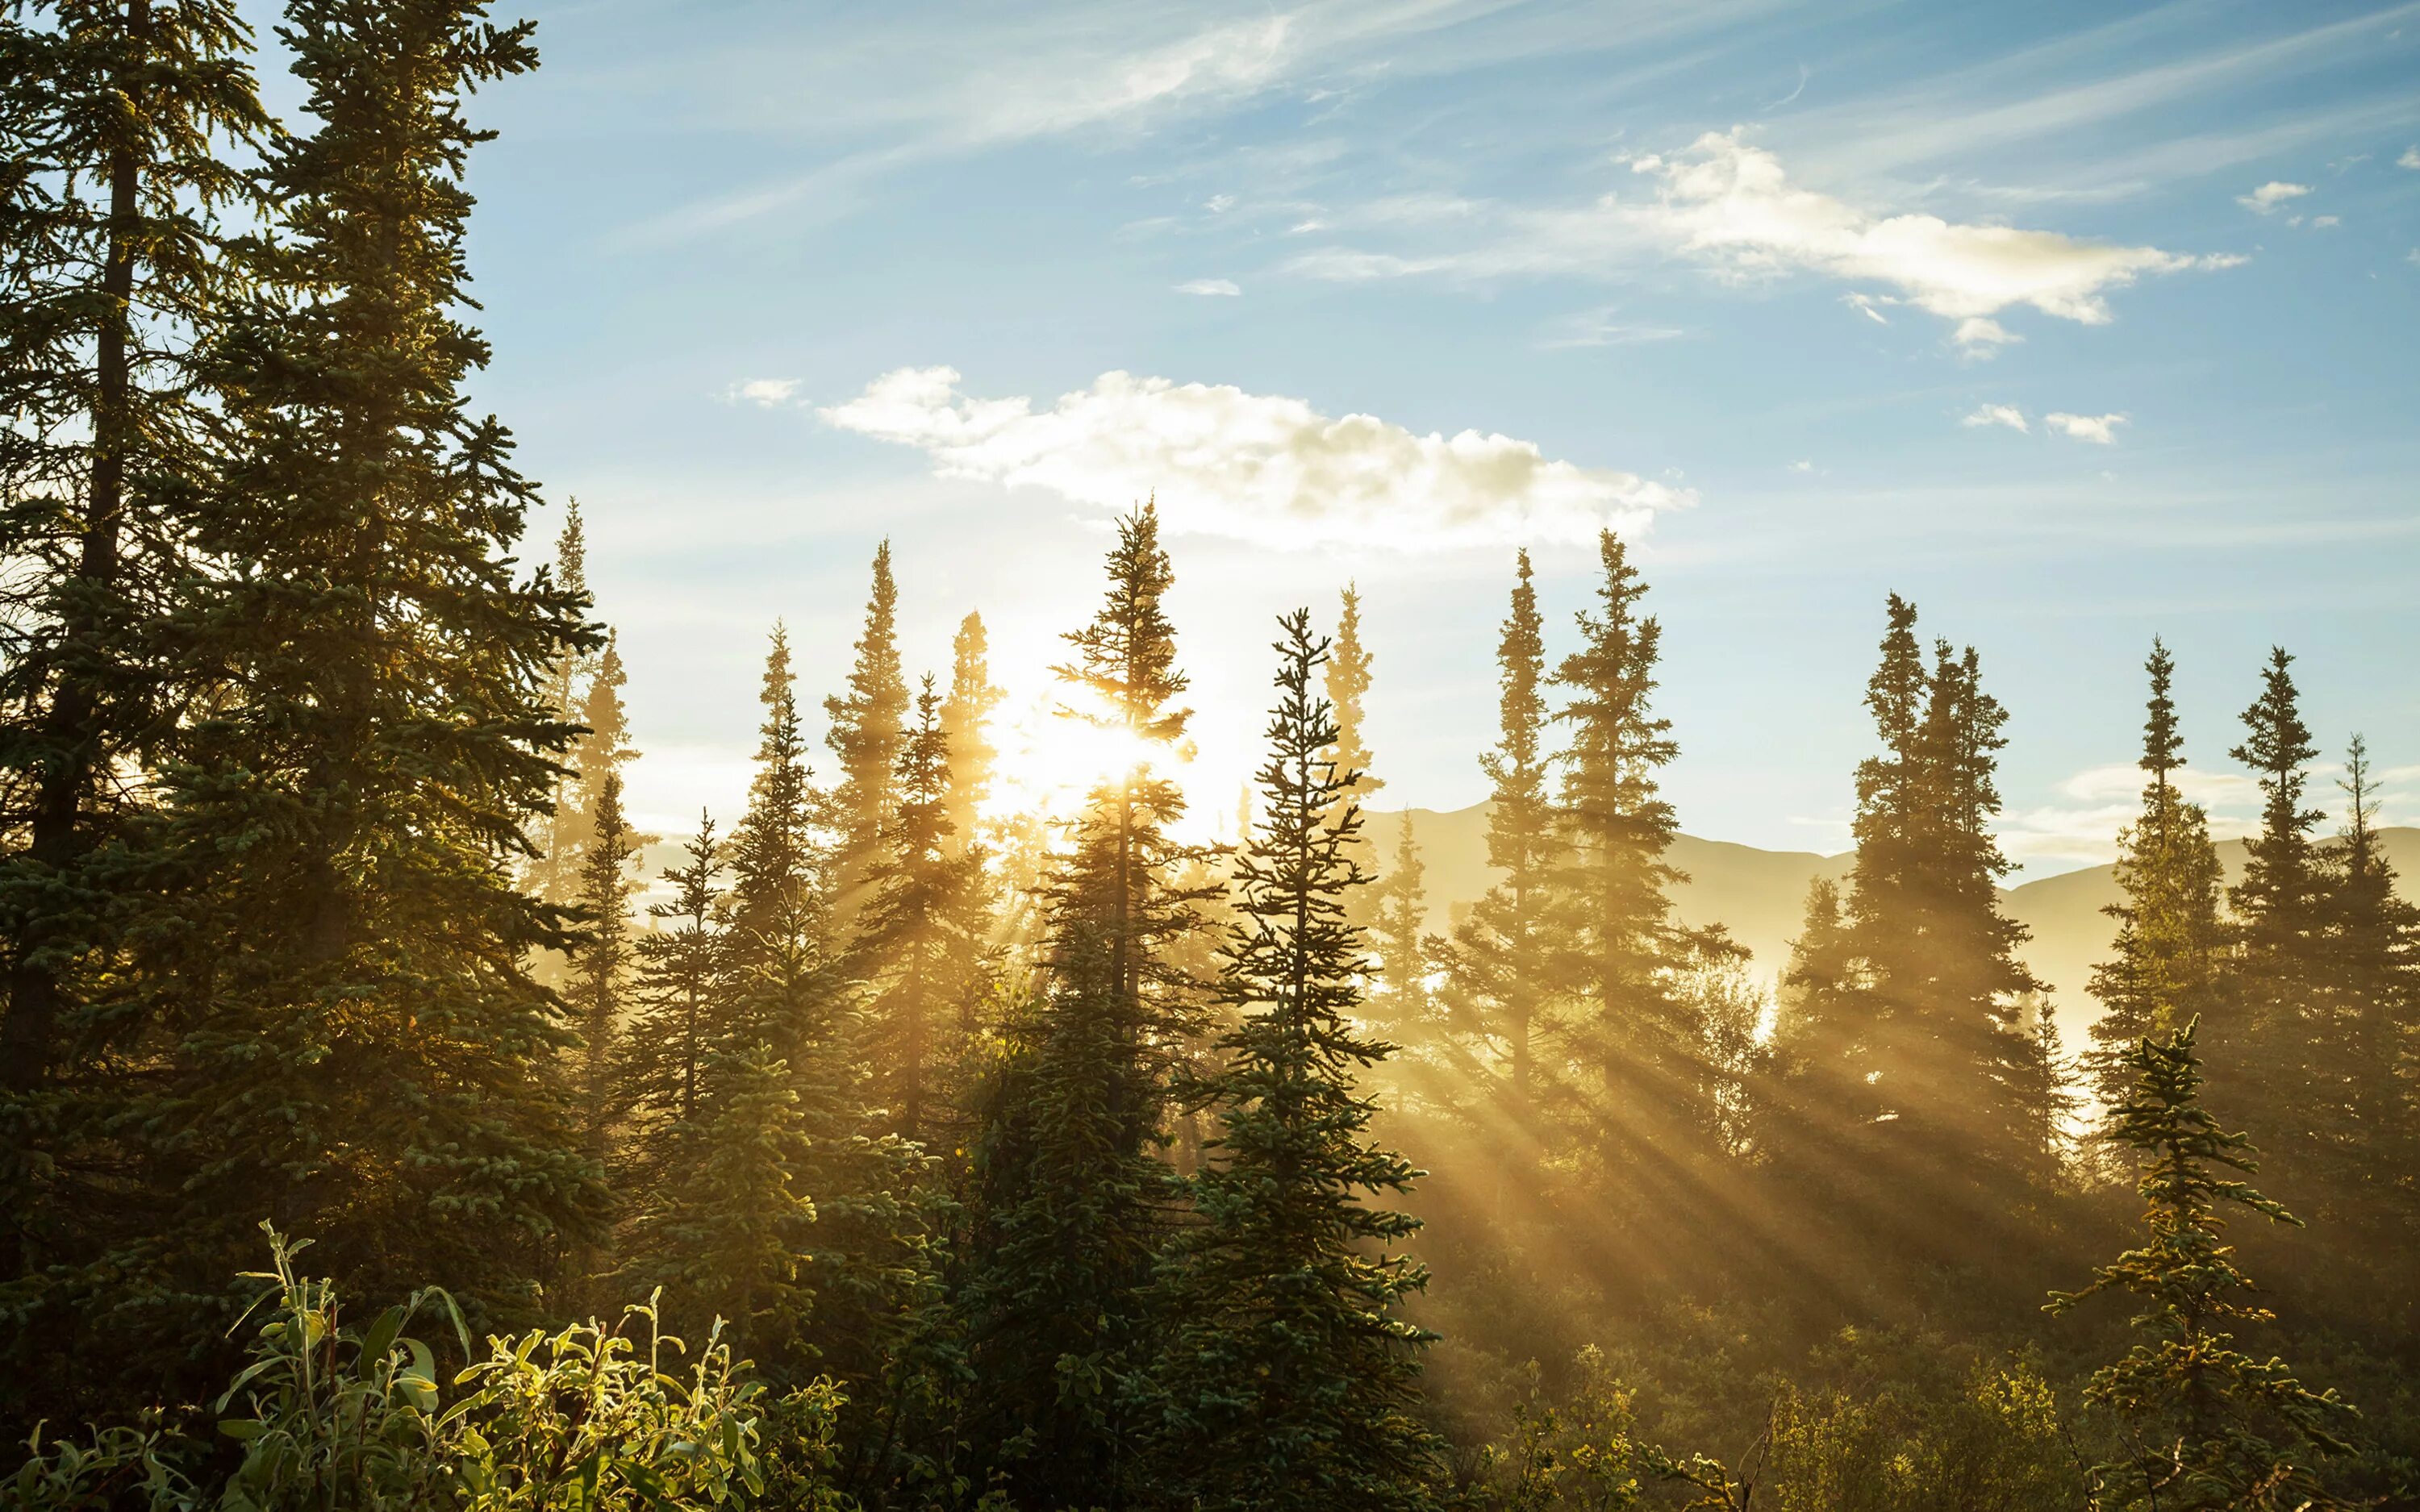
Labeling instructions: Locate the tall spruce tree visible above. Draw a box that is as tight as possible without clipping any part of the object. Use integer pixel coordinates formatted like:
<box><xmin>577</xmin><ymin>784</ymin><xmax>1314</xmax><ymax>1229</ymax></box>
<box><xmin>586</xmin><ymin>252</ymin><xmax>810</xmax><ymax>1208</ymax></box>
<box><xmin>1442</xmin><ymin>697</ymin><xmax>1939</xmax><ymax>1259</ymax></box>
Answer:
<box><xmin>568</xmin><ymin>769</ymin><xmax>639</xmax><ymax>1152</ymax></box>
<box><xmin>1325</xmin><ymin>583</ymin><xmax>1383</xmax><ymax>806</ymax></box>
<box><xmin>2225</xmin><ymin>649</ymin><xmax>2328</xmax><ymax>1201</ymax></box>
<box><xmin>127</xmin><ymin>0</ymin><xmax>604</xmax><ymax>1333</ymax></box>
<box><xmin>1148</xmin><ymin>609</ymin><xmax>1444</xmax><ymax>1512</ymax></box>
<box><xmin>2087</xmin><ymin>640</ymin><xmax>2226</xmax><ymax>1122</ymax></box>
<box><xmin>825</xmin><ymin>539</ymin><xmax>908</xmax><ymax>918</ymax></box>
<box><xmin>2310</xmin><ymin>738</ymin><xmax>2420</xmax><ymax>1270</ymax></box>
<box><xmin>544</xmin><ymin>626</ymin><xmax>635</xmax><ymax>907</ymax></box>
<box><xmin>615</xmin><ymin>814</ymin><xmax>728</xmax><ymax>1192</ymax></box>
<box><xmin>0</xmin><ymin>0</ymin><xmax>269</xmax><ymax>1102</ymax></box>
<box><xmin>2050</xmin><ymin>1019</ymin><xmax>2358</xmax><ymax>1510</ymax></box>
<box><xmin>525</xmin><ymin>499</ymin><xmax>597</xmax><ymax>905</ymax></box>
<box><xmin>1780</xmin><ymin>598</ymin><xmax>2059</xmax><ymax>1255</ymax></box>
<box><xmin>1371</xmin><ymin>812</ymin><xmax>1433</xmax><ymax>1039</ymax></box>
<box><xmin>1546</xmin><ymin>528</ymin><xmax>1734</xmax><ymax>1169</ymax></box>
<box><xmin>1444</xmin><ymin>549</ymin><xmax>1563</xmax><ymax>1106</ymax></box>
<box><xmin>961</xmin><ymin>502</ymin><xmax>1206</xmax><ymax>1509</ymax></box>
<box><xmin>937</xmin><ymin>608</ymin><xmax>1004</xmax><ymax>859</ymax></box>
<box><xmin>850</xmin><ymin>677</ymin><xmax>983</xmax><ymax>1145</ymax></box>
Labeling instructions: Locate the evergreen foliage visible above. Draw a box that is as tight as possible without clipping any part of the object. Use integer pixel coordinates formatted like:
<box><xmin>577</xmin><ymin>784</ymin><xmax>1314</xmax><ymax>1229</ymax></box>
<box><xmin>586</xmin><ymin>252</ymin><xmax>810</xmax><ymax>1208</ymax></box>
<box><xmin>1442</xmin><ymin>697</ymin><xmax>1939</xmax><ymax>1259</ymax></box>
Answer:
<box><xmin>1148</xmin><ymin>608</ymin><xmax>1444</xmax><ymax>1512</ymax></box>
<box><xmin>824</xmin><ymin>539</ymin><xmax>908</xmax><ymax>917</ymax></box>
<box><xmin>937</xmin><ymin>609</ymin><xmax>1004</xmax><ymax>859</ymax></box>
<box><xmin>2051</xmin><ymin>1019</ymin><xmax>2360</xmax><ymax>1510</ymax></box>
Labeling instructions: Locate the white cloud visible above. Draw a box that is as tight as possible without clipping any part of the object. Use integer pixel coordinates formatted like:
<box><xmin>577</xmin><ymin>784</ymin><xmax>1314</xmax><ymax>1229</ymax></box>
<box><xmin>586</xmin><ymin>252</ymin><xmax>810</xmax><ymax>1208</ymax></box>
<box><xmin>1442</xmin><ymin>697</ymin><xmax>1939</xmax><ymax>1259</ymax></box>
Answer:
<box><xmin>1842</xmin><ymin>292</ymin><xmax>1892</xmax><ymax>324</ymax></box>
<box><xmin>1537</xmin><ymin>306</ymin><xmax>1687</xmax><ymax>349</ymax></box>
<box><xmin>818</xmin><ymin>365</ymin><xmax>1689</xmax><ymax>550</ymax></box>
<box><xmin>1175</xmin><ymin>277</ymin><xmax>1242</xmax><ymax>296</ymax></box>
<box><xmin>726</xmin><ymin>377</ymin><xmax>803</xmax><ymax>406</ymax></box>
<box><xmin>1962</xmin><ymin>403</ymin><xmax>2030</xmax><ymax>433</ymax></box>
<box><xmin>1953</xmin><ymin>316</ymin><xmax>2020</xmax><ymax>352</ymax></box>
<box><xmin>1290</xmin><ymin>130</ymin><xmax>2233</xmax><ymax>344</ymax></box>
<box><xmin>2046</xmin><ymin>410</ymin><xmax>2128</xmax><ymax>444</ymax></box>
<box><xmin>2238</xmin><ymin>180</ymin><xmax>2312</xmax><ymax>213</ymax></box>
<box><xmin>1204</xmin><ymin>194</ymin><xmax>1237</xmax><ymax>213</ymax></box>
<box><xmin>2399</xmin><ymin>145</ymin><xmax>2420</xmax><ymax>169</ymax></box>
<box><xmin>1788</xmin><ymin>459</ymin><xmax>1817</xmax><ymax>473</ymax></box>
<box><xmin>2310</xmin><ymin>214</ymin><xmax>2341</xmax><ymax>228</ymax></box>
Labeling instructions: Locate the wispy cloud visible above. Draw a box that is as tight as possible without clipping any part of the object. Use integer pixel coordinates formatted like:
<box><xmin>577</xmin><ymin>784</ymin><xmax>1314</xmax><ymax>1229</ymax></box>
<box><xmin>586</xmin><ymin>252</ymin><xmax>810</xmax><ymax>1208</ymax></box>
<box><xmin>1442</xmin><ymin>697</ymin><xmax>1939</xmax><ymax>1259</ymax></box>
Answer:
<box><xmin>817</xmin><ymin>365</ymin><xmax>1690</xmax><ymax>550</ymax></box>
<box><xmin>2238</xmin><ymin>180</ymin><xmax>2312</xmax><ymax>213</ymax></box>
<box><xmin>1963</xmin><ymin>402</ymin><xmax>2030</xmax><ymax>432</ymax></box>
<box><xmin>2046</xmin><ymin>410</ymin><xmax>2129</xmax><ymax>444</ymax></box>
<box><xmin>2399</xmin><ymin>144</ymin><xmax>2420</xmax><ymax>169</ymax></box>
<box><xmin>1288</xmin><ymin>131</ymin><xmax>2236</xmax><ymax>347</ymax></box>
<box><xmin>725</xmin><ymin>377</ymin><xmax>803</xmax><ymax>406</ymax></box>
<box><xmin>1537</xmin><ymin>306</ymin><xmax>1688</xmax><ymax>349</ymax></box>
<box><xmin>1175</xmin><ymin>277</ymin><xmax>1242</xmax><ymax>296</ymax></box>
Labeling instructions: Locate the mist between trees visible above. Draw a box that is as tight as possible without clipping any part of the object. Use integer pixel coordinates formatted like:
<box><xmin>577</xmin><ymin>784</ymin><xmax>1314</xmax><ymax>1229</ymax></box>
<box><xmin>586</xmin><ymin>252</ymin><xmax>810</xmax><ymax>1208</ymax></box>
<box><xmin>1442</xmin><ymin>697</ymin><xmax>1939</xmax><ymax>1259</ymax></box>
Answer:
<box><xmin>3</xmin><ymin>1</ymin><xmax>2416</xmax><ymax>1508</ymax></box>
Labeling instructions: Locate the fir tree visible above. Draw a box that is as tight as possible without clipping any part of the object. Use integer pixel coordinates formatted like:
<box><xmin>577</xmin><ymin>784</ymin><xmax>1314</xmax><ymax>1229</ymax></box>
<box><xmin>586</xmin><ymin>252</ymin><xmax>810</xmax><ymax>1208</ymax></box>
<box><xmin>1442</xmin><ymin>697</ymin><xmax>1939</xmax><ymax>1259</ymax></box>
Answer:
<box><xmin>568</xmin><ymin>769</ymin><xmax>639</xmax><ymax>1151</ymax></box>
<box><xmin>1148</xmin><ymin>608</ymin><xmax>1444</xmax><ymax>1512</ymax></box>
<box><xmin>851</xmin><ymin>677</ymin><xmax>983</xmax><ymax>1144</ymax></box>
<box><xmin>0</xmin><ymin>0</ymin><xmax>269</xmax><ymax>1099</ymax></box>
<box><xmin>1444</xmin><ymin>549</ymin><xmax>1563</xmax><ymax>1106</ymax></box>
<box><xmin>2225</xmin><ymin>649</ymin><xmax>2329</xmax><ymax>1198</ymax></box>
<box><xmin>2050</xmin><ymin>1019</ymin><xmax>2359</xmax><ymax>1510</ymax></box>
<box><xmin>126</xmin><ymin>0</ymin><xmax>605</xmax><ymax>1331</ymax></box>
<box><xmin>525</xmin><ymin>499</ymin><xmax>598</xmax><ymax>905</ymax></box>
<box><xmin>1371</xmin><ymin>812</ymin><xmax>1433</xmax><ymax>1039</ymax></box>
<box><xmin>2087</xmin><ymin>640</ymin><xmax>2226</xmax><ymax>1122</ymax></box>
<box><xmin>1326</xmin><ymin>581</ymin><xmax>1384</xmax><ymax>810</ymax></box>
<box><xmin>1546</xmin><ymin>528</ymin><xmax>1734</xmax><ymax>1168</ymax></box>
<box><xmin>938</xmin><ymin>608</ymin><xmax>1005</xmax><ymax>859</ymax></box>
<box><xmin>2309</xmin><ymin>737</ymin><xmax>2420</xmax><ymax>1267</ymax></box>
<box><xmin>615</xmin><ymin>814</ymin><xmax>728</xmax><ymax>1185</ymax></box>
<box><xmin>825</xmin><ymin>539</ymin><xmax>908</xmax><ymax>917</ymax></box>
<box><xmin>546</xmin><ymin>627</ymin><xmax>636</xmax><ymax>906</ymax></box>
<box><xmin>961</xmin><ymin>502</ymin><xmax>1207</xmax><ymax>1509</ymax></box>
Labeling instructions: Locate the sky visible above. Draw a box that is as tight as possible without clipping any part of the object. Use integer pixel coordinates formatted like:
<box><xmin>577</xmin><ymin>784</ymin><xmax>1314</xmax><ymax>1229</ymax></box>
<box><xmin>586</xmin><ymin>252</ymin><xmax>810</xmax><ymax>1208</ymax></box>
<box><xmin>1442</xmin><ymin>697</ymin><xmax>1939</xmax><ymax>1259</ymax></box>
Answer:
<box><xmin>412</xmin><ymin>0</ymin><xmax>2417</xmax><ymax>875</ymax></box>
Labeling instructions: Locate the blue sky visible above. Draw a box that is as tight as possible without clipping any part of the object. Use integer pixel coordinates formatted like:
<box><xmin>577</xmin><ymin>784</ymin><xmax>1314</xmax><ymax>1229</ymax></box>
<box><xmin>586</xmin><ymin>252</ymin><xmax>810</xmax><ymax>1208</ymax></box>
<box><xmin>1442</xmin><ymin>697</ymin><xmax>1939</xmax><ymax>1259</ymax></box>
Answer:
<box><xmin>425</xmin><ymin>0</ymin><xmax>2416</xmax><ymax>873</ymax></box>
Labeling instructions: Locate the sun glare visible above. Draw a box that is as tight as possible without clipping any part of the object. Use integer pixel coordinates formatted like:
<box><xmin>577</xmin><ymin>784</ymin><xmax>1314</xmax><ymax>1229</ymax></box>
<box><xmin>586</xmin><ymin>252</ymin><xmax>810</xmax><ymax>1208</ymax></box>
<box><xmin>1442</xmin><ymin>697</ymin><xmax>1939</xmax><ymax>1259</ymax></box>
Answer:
<box><xmin>986</xmin><ymin>702</ymin><xmax>1175</xmax><ymax>824</ymax></box>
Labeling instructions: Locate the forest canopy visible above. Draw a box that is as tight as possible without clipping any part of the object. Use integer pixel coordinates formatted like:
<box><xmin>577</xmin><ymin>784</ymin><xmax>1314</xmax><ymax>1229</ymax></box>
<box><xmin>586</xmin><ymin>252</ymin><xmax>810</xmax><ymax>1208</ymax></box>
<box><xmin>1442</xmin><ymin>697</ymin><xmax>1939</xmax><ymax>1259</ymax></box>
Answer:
<box><xmin>2</xmin><ymin>1</ymin><xmax>2415</xmax><ymax>1510</ymax></box>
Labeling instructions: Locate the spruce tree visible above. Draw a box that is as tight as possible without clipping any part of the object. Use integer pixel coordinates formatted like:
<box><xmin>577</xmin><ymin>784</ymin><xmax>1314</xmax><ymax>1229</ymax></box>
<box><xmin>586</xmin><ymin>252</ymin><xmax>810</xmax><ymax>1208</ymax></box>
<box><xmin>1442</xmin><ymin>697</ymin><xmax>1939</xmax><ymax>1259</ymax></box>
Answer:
<box><xmin>0</xmin><ymin>0</ymin><xmax>269</xmax><ymax>1100</ymax></box>
<box><xmin>1148</xmin><ymin>608</ymin><xmax>1444</xmax><ymax>1512</ymax></box>
<box><xmin>1443</xmin><ymin>549</ymin><xmax>1563</xmax><ymax>1106</ymax></box>
<box><xmin>1546</xmin><ymin>528</ymin><xmax>1734</xmax><ymax>1168</ymax></box>
<box><xmin>2310</xmin><ymin>738</ymin><xmax>2420</xmax><ymax>1269</ymax></box>
<box><xmin>129</xmin><ymin>0</ymin><xmax>604</xmax><ymax>1330</ymax></box>
<box><xmin>1326</xmin><ymin>582</ymin><xmax>1383</xmax><ymax>807</ymax></box>
<box><xmin>825</xmin><ymin>539</ymin><xmax>908</xmax><ymax>917</ymax></box>
<box><xmin>2225</xmin><ymin>649</ymin><xmax>2328</xmax><ymax>1200</ymax></box>
<box><xmin>850</xmin><ymin>677</ymin><xmax>983</xmax><ymax>1145</ymax></box>
<box><xmin>525</xmin><ymin>499</ymin><xmax>598</xmax><ymax>906</ymax></box>
<box><xmin>568</xmin><ymin>770</ymin><xmax>639</xmax><ymax>1151</ymax></box>
<box><xmin>615</xmin><ymin>814</ymin><xmax>729</xmax><ymax>1189</ymax></box>
<box><xmin>2086</xmin><ymin>640</ymin><xmax>2226</xmax><ymax>1123</ymax></box>
<box><xmin>961</xmin><ymin>502</ymin><xmax>1206</xmax><ymax>1509</ymax></box>
<box><xmin>1371</xmin><ymin>812</ymin><xmax>1433</xmax><ymax>1039</ymax></box>
<box><xmin>547</xmin><ymin>627</ymin><xmax>636</xmax><ymax>906</ymax></box>
<box><xmin>2050</xmin><ymin>1019</ymin><xmax>2358</xmax><ymax>1510</ymax></box>
<box><xmin>937</xmin><ymin>608</ymin><xmax>1005</xmax><ymax>859</ymax></box>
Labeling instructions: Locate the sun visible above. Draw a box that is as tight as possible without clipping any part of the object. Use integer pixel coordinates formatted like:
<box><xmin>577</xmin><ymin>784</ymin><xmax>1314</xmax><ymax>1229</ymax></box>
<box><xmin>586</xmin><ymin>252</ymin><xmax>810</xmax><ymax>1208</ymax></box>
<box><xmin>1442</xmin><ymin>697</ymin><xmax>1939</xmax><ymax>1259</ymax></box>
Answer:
<box><xmin>984</xmin><ymin>699</ymin><xmax>1178</xmax><ymax>825</ymax></box>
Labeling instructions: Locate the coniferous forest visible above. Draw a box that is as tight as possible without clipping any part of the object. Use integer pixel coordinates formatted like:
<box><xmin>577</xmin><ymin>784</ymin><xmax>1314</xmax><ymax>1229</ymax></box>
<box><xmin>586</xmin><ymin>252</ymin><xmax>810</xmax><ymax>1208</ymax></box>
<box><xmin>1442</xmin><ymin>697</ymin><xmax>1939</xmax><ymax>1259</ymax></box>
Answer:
<box><xmin>4</xmin><ymin>2</ymin><xmax>2417</xmax><ymax>1509</ymax></box>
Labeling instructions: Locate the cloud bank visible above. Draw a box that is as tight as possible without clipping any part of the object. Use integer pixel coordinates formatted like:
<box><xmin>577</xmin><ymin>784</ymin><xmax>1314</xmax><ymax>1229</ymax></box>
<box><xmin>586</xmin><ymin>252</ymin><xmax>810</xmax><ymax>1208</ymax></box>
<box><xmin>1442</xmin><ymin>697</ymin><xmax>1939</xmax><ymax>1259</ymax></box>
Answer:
<box><xmin>818</xmin><ymin>366</ymin><xmax>1688</xmax><ymax>549</ymax></box>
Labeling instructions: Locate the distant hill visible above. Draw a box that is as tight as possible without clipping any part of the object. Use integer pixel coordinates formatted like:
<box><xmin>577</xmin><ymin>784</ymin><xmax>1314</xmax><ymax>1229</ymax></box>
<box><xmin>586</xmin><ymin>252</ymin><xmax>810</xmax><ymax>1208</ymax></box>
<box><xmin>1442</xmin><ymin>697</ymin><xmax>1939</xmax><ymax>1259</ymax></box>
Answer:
<box><xmin>1371</xmin><ymin>802</ymin><xmax>2420</xmax><ymax>1031</ymax></box>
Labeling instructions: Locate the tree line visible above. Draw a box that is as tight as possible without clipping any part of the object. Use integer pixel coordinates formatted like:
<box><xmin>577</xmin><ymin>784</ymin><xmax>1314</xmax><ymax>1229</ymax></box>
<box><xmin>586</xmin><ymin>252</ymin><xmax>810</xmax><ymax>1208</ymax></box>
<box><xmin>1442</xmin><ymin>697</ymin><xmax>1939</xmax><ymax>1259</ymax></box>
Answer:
<box><xmin>4</xmin><ymin>0</ymin><xmax>2416</xmax><ymax>1507</ymax></box>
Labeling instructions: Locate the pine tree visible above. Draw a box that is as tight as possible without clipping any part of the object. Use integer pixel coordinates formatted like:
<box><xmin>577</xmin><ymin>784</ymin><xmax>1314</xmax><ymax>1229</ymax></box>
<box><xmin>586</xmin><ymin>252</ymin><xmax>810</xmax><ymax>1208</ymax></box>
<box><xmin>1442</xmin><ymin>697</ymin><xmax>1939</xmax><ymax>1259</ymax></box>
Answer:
<box><xmin>615</xmin><ymin>814</ymin><xmax>728</xmax><ymax>1187</ymax></box>
<box><xmin>825</xmin><ymin>539</ymin><xmax>908</xmax><ymax>918</ymax></box>
<box><xmin>938</xmin><ymin>609</ymin><xmax>1005</xmax><ymax>859</ymax></box>
<box><xmin>1777</xmin><ymin>597</ymin><xmax>2059</xmax><ymax>1255</ymax></box>
<box><xmin>1443</xmin><ymin>550</ymin><xmax>1563</xmax><ymax>1106</ymax></box>
<box><xmin>2225</xmin><ymin>649</ymin><xmax>2328</xmax><ymax>1199</ymax></box>
<box><xmin>127</xmin><ymin>0</ymin><xmax>604</xmax><ymax>1332</ymax></box>
<box><xmin>545</xmin><ymin>627</ymin><xmax>636</xmax><ymax>907</ymax></box>
<box><xmin>1148</xmin><ymin>608</ymin><xmax>1444</xmax><ymax>1512</ymax></box>
<box><xmin>1546</xmin><ymin>528</ymin><xmax>1734</xmax><ymax>1168</ymax></box>
<box><xmin>1326</xmin><ymin>582</ymin><xmax>1383</xmax><ymax>806</ymax></box>
<box><xmin>568</xmin><ymin>771</ymin><xmax>640</xmax><ymax>1152</ymax></box>
<box><xmin>961</xmin><ymin>502</ymin><xmax>1206</xmax><ymax>1509</ymax></box>
<box><xmin>2087</xmin><ymin>640</ymin><xmax>2226</xmax><ymax>1122</ymax></box>
<box><xmin>851</xmin><ymin>677</ymin><xmax>983</xmax><ymax>1145</ymax></box>
<box><xmin>525</xmin><ymin>499</ymin><xmax>598</xmax><ymax>905</ymax></box>
<box><xmin>0</xmin><ymin>0</ymin><xmax>269</xmax><ymax>1102</ymax></box>
<box><xmin>2309</xmin><ymin>738</ymin><xmax>2420</xmax><ymax>1269</ymax></box>
<box><xmin>2049</xmin><ymin>1019</ymin><xmax>2358</xmax><ymax>1510</ymax></box>
<box><xmin>1371</xmin><ymin>812</ymin><xmax>1433</xmax><ymax>1039</ymax></box>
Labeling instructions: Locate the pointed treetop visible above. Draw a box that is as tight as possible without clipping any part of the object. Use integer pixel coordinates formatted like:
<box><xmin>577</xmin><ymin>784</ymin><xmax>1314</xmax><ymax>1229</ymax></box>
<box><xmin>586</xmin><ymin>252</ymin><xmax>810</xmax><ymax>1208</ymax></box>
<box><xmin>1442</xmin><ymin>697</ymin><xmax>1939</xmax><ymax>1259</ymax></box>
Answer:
<box><xmin>2141</xmin><ymin>636</ymin><xmax>2182</xmax><ymax>780</ymax></box>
